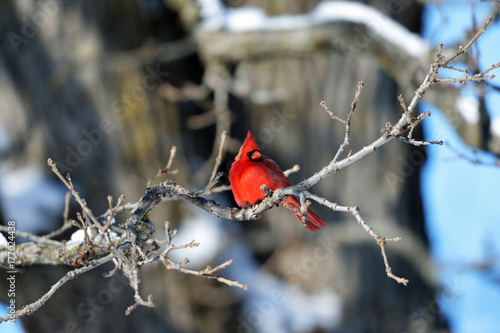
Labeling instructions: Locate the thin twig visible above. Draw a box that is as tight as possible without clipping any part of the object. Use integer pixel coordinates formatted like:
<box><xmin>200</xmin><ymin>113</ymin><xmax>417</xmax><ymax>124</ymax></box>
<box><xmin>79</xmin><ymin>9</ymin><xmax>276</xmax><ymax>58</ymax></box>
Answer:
<box><xmin>209</xmin><ymin>130</ymin><xmax>228</xmax><ymax>185</ymax></box>
<box><xmin>36</xmin><ymin>192</ymin><xmax>75</xmax><ymax>240</ymax></box>
<box><xmin>283</xmin><ymin>164</ymin><xmax>300</xmax><ymax>177</ymax></box>
<box><xmin>197</xmin><ymin>131</ymin><xmax>228</xmax><ymax>196</ymax></box>
<box><xmin>302</xmin><ymin>191</ymin><xmax>408</xmax><ymax>285</ymax></box>
<box><xmin>0</xmin><ymin>254</ymin><xmax>114</xmax><ymax>324</ymax></box>
<box><xmin>125</xmin><ymin>268</ymin><xmax>155</xmax><ymax>315</ymax></box>
<box><xmin>99</xmin><ymin>202</ymin><xmax>136</xmax><ymax>219</ymax></box>
<box><xmin>0</xmin><ymin>226</ymin><xmax>62</xmax><ymax>246</ymax></box>
<box><xmin>147</xmin><ymin>146</ymin><xmax>178</xmax><ymax>187</ymax></box>
<box><xmin>204</xmin><ymin>184</ymin><xmax>232</xmax><ymax>194</ymax></box>
<box><xmin>161</xmin><ymin>257</ymin><xmax>248</xmax><ymax>290</ymax></box>
<box><xmin>377</xmin><ymin>237</ymin><xmax>409</xmax><ymax>285</ymax></box>
<box><xmin>444</xmin><ymin>16</ymin><xmax>493</xmax><ymax>64</ymax></box>
<box><xmin>105</xmin><ymin>194</ymin><xmax>124</xmax><ymax>229</ymax></box>
<box><xmin>332</xmin><ymin>81</ymin><xmax>364</xmax><ymax>163</ymax></box>
<box><xmin>321</xmin><ymin>100</ymin><xmax>346</xmax><ymax>124</ymax></box>
<box><xmin>63</xmin><ymin>192</ymin><xmax>71</xmax><ymax>224</ymax></box>
<box><xmin>445</xmin><ymin>142</ymin><xmax>500</xmax><ymax>167</ymax></box>
<box><xmin>47</xmin><ymin>159</ymin><xmax>105</xmax><ymax>232</ymax></box>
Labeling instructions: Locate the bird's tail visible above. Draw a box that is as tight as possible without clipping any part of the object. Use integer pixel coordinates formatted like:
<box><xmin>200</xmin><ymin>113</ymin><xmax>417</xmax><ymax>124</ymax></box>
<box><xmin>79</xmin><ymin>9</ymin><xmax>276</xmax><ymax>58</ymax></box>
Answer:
<box><xmin>283</xmin><ymin>197</ymin><xmax>326</xmax><ymax>232</ymax></box>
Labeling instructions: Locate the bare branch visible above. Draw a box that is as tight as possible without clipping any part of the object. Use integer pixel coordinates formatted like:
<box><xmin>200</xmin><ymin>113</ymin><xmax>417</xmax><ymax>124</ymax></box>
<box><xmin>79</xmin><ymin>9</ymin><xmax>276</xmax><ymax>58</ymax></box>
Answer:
<box><xmin>147</xmin><ymin>145</ymin><xmax>179</xmax><ymax>187</ymax></box>
<box><xmin>301</xmin><ymin>191</ymin><xmax>407</xmax><ymax>285</ymax></box>
<box><xmin>196</xmin><ymin>131</ymin><xmax>228</xmax><ymax>196</ymax></box>
<box><xmin>161</xmin><ymin>257</ymin><xmax>249</xmax><ymax>290</ymax></box>
<box><xmin>377</xmin><ymin>237</ymin><xmax>409</xmax><ymax>285</ymax></box>
<box><xmin>209</xmin><ymin>130</ymin><xmax>228</xmax><ymax>184</ymax></box>
<box><xmin>37</xmin><ymin>192</ymin><xmax>78</xmax><ymax>240</ymax></box>
<box><xmin>47</xmin><ymin>159</ymin><xmax>106</xmax><ymax>232</ymax></box>
<box><xmin>125</xmin><ymin>267</ymin><xmax>155</xmax><ymax>315</ymax></box>
<box><xmin>445</xmin><ymin>142</ymin><xmax>500</xmax><ymax>167</ymax></box>
<box><xmin>0</xmin><ymin>254</ymin><xmax>114</xmax><ymax>324</ymax></box>
<box><xmin>125</xmin><ymin>294</ymin><xmax>155</xmax><ymax>316</ymax></box>
<box><xmin>321</xmin><ymin>100</ymin><xmax>346</xmax><ymax>124</ymax></box>
<box><xmin>283</xmin><ymin>164</ymin><xmax>300</xmax><ymax>177</ymax></box>
<box><xmin>104</xmin><ymin>194</ymin><xmax>124</xmax><ymax>229</ymax></box>
<box><xmin>331</xmin><ymin>81</ymin><xmax>364</xmax><ymax>163</ymax></box>
<box><xmin>204</xmin><ymin>184</ymin><xmax>232</xmax><ymax>194</ymax></box>
<box><xmin>444</xmin><ymin>16</ymin><xmax>493</xmax><ymax>64</ymax></box>
<box><xmin>436</xmin><ymin>61</ymin><xmax>499</xmax><ymax>84</ymax></box>
<box><xmin>99</xmin><ymin>201</ymin><xmax>137</xmax><ymax>219</ymax></box>
<box><xmin>0</xmin><ymin>226</ymin><xmax>62</xmax><ymax>246</ymax></box>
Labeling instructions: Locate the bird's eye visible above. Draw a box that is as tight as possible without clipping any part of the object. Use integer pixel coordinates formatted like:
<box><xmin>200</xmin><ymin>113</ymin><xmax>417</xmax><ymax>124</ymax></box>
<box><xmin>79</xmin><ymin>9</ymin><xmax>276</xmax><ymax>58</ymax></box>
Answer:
<box><xmin>246</xmin><ymin>149</ymin><xmax>262</xmax><ymax>160</ymax></box>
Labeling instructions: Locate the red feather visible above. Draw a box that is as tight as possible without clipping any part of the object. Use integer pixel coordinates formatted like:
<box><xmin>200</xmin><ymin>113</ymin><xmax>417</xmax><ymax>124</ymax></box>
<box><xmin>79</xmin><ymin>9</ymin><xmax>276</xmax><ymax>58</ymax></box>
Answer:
<box><xmin>229</xmin><ymin>131</ymin><xmax>326</xmax><ymax>232</ymax></box>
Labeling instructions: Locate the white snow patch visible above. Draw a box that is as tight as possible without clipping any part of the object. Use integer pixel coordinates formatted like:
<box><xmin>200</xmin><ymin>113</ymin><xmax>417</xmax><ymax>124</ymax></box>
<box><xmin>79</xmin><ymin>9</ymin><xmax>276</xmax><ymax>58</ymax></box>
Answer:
<box><xmin>167</xmin><ymin>213</ymin><xmax>226</xmax><ymax>268</ymax></box>
<box><xmin>456</xmin><ymin>95</ymin><xmax>480</xmax><ymax>124</ymax></box>
<box><xmin>490</xmin><ymin>117</ymin><xmax>500</xmax><ymax>137</ymax></box>
<box><xmin>312</xmin><ymin>1</ymin><xmax>428</xmax><ymax>57</ymax></box>
<box><xmin>0</xmin><ymin>164</ymin><xmax>66</xmax><ymax>234</ymax></box>
<box><xmin>198</xmin><ymin>0</ymin><xmax>429</xmax><ymax>58</ymax></box>
<box><xmin>66</xmin><ymin>225</ymin><xmax>119</xmax><ymax>247</ymax></box>
<box><xmin>198</xmin><ymin>0</ymin><xmax>226</xmax><ymax>30</ymax></box>
<box><xmin>0</xmin><ymin>232</ymin><xmax>8</xmax><ymax>248</ymax></box>
<box><xmin>225</xmin><ymin>7</ymin><xmax>267</xmax><ymax>32</ymax></box>
<box><xmin>69</xmin><ymin>229</ymin><xmax>85</xmax><ymax>243</ymax></box>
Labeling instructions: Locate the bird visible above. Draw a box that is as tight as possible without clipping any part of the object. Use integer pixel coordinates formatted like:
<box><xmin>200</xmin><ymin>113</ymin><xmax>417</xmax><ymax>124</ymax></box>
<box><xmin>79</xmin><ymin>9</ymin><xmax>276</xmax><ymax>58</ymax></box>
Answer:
<box><xmin>229</xmin><ymin>131</ymin><xmax>326</xmax><ymax>232</ymax></box>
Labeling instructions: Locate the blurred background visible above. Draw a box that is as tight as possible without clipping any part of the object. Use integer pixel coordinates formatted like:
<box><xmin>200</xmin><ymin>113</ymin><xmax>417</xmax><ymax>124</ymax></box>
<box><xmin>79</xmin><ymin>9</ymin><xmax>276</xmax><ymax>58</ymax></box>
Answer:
<box><xmin>0</xmin><ymin>0</ymin><xmax>499</xmax><ymax>332</ymax></box>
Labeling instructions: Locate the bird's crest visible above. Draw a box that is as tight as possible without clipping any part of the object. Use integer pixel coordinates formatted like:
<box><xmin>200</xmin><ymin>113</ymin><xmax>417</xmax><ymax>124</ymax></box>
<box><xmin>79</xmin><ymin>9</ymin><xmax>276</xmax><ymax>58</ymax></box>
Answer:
<box><xmin>235</xmin><ymin>131</ymin><xmax>260</xmax><ymax>161</ymax></box>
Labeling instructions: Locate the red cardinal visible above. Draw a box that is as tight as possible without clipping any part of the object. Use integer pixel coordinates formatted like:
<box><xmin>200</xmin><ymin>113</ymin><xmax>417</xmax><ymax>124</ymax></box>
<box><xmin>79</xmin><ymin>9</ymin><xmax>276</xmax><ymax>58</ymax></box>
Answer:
<box><xmin>229</xmin><ymin>131</ymin><xmax>326</xmax><ymax>232</ymax></box>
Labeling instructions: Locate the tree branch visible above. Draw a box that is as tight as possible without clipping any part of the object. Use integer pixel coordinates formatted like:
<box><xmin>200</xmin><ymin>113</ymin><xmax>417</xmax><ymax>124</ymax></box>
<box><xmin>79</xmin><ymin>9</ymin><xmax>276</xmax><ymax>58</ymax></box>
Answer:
<box><xmin>0</xmin><ymin>254</ymin><xmax>114</xmax><ymax>323</ymax></box>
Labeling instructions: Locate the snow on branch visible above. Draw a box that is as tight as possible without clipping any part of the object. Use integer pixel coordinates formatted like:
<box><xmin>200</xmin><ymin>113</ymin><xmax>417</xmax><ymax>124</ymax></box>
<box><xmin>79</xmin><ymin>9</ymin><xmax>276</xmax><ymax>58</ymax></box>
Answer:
<box><xmin>0</xmin><ymin>16</ymin><xmax>498</xmax><ymax>323</ymax></box>
<box><xmin>189</xmin><ymin>1</ymin><xmax>500</xmax><ymax>154</ymax></box>
<box><xmin>196</xmin><ymin>5</ymin><xmax>429</xmax><ymax>70</ymax></box>
<box><xmin>197</xmin><ymin>0</ymin><xmax>428</xmax><ymax>57</ymax></box>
